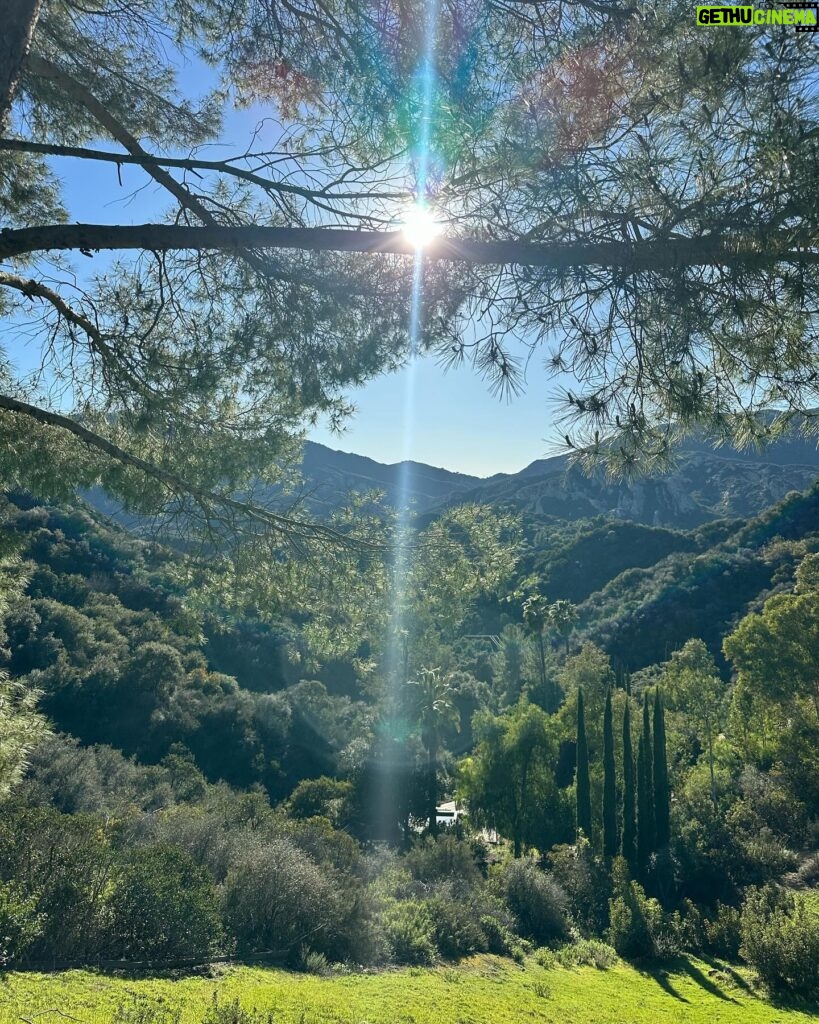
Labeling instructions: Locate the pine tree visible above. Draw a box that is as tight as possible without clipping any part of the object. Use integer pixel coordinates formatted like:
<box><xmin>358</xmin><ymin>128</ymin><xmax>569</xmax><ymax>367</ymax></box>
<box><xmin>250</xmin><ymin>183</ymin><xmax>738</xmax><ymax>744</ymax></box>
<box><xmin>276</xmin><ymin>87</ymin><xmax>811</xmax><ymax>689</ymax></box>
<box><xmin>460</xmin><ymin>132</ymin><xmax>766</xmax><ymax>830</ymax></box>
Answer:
<box><xmin>653</xmin><ymin>689</ymin><xmax>671</xmax><ymax>849</ymax></box>
<box><xmin>576</xmin><ymin>688</ymin><xmax>592</xmax><ymax>843</ymax></box>
<box><xmin>602</xmin><ymin>688</ymin><xmax>617</xmax><ymax>859</ymax></box>
<box><xmin>621</xmin><ymin>701</ymin><xmax>637</xmax><ymax>869</ymax></box>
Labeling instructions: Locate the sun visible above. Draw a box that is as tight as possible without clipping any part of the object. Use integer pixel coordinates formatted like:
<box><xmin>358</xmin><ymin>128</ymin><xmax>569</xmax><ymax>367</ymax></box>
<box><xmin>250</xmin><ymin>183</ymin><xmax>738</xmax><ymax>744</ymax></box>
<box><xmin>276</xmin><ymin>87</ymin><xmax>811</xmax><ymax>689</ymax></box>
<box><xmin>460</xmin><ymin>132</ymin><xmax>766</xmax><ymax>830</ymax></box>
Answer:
<box><xmin>401</xmin><ymin>205</ymin><xmax>442</xmax><ymax>248</ymax></box>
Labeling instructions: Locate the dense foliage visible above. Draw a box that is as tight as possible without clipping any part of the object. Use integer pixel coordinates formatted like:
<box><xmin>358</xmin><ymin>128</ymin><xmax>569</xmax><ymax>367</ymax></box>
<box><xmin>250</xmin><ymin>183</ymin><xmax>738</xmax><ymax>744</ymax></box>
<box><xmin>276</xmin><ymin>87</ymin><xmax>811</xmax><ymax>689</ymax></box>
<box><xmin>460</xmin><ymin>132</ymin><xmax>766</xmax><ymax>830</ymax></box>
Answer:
<box><xmin>0</xmin><ymin>479</ymin><xmax>817</xmax><ymax>1000</ymax></box>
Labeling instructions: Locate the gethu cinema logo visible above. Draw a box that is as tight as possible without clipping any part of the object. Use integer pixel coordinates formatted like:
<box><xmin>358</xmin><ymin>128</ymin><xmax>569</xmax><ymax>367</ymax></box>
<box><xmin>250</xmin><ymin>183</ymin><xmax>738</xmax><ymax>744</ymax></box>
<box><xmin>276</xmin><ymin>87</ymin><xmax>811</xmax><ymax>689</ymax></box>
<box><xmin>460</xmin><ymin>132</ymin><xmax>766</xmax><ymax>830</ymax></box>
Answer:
<box><xmin>697</xmin><ymin>5</ymin><xmax>818</xmax><ymax>25</ymax></box>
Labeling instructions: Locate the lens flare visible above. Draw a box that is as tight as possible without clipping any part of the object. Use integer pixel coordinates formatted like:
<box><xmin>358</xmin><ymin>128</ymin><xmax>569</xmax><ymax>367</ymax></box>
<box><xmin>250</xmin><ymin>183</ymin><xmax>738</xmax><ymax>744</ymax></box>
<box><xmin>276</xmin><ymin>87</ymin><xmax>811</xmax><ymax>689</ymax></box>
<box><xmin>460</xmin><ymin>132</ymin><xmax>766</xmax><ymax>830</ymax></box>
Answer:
<box><xmin>401</xmin><ymin>205</ymin><xmax>442</xmax><ymax>248</ymax></box>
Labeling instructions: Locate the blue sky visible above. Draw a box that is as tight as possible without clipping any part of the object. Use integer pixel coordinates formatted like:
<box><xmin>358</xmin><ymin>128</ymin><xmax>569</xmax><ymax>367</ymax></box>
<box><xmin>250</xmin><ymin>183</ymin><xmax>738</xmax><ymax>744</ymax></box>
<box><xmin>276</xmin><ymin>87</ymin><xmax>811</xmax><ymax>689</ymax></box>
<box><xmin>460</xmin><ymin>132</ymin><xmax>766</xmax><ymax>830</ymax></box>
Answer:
<box><xmin>22</xmin><ymin>60</ymin><xmax>563</xmax><ymax>479</ymax></box>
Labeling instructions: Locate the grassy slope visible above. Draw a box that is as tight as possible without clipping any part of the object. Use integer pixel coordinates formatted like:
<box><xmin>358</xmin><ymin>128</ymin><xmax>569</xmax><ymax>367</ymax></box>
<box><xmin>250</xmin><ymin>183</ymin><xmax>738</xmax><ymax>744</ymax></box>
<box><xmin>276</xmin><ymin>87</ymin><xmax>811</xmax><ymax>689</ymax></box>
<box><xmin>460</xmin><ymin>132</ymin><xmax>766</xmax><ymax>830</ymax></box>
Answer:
<box><xmin>1</xmin><ymin>956</ymin><xmax>815</xmax><ymax>1024</ymax></box>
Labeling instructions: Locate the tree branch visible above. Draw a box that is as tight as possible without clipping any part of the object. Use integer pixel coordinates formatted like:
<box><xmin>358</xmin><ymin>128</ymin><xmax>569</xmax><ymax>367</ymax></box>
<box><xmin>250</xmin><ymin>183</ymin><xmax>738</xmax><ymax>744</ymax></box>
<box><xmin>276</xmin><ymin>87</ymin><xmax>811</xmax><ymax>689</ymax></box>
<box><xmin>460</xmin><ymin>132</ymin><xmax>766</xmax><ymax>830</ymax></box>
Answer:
<box><xmin>0</xmin><ymin>269</ymin><xmax>111</xmax><ymax>358</ymax></box>
<box><xmin>0</xmin><ymin>137</ymin><xmax>406</xmax><ymax>212</ymax></box>
<box><xmin>25</xmin><ymin>56</ymin><xmax>296</xmax><ymax>280</ymax></box>
<box><xmin>1</xmin><ymin>221</ymin><xmax>817</xmax><ymax>270</ymax></box>
<box><xmin>0</xmin><ymin>392</ymin><xmax>372</xmax><ymax>550</ymax></box>
<box><xmin>0</xmin><ymin>0</ymin><xmax>42</xmax><ymax>132</ymax></box>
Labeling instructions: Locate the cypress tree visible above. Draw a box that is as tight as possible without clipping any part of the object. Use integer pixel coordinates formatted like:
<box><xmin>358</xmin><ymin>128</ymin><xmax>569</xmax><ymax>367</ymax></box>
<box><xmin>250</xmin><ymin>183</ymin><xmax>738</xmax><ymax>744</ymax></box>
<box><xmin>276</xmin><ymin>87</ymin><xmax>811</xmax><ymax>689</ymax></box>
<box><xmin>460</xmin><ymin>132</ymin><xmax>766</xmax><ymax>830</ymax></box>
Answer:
<box><xmin>642</xmin><ymin>692</ymin><xmax>655</xmax><ymax>852</ymax></box>
<box><xmin>576</xmin><ymin>688</ymin><xmax>592</xmax><ymax>843</ymax></box>
<box><xmin>636</xmin><ymin>731</ymin><xmax>650</xmax><ymax>875</ymax></box>
<box><xmin>621</xmin><ymin>701</ymin><xmax>637</xmax><ymax>868</ymax></box>
<box><xmin>653</xmin><ymin>689</ymin><xmax>671</xmax><ymax>848</ymax></box>
<box><xmin>603</xmin><ymin>688</ymin><xmax>617</xmax><ymax>858</ymax></box>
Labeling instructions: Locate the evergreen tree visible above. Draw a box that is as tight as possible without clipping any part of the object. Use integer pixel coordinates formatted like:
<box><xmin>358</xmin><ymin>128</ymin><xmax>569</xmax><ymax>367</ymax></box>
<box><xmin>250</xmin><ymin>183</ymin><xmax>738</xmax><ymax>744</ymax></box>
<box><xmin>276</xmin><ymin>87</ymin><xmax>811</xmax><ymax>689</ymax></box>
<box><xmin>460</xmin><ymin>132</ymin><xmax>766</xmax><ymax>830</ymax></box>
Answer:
<box><xmin>621</xmin><ymin>701</ymin><xmax>636</xmax><ymax>869</ymax></box>
<box><xmin>602</xmin><ymin>688</ymin><xmax>617</xmax><ymax>859</ymax></box>
<box><xmin>636</xmin><ymin>694</ymin><xmax>655</xmax><ymax>875</ymax></box>
<box><xmin>642</xmin><ymin>693</ymin><xmax>655</xmax><ymax>851</ymax></box>
<box><xmin>575</xmin><ymin>688</ymin><xmax>592</xmax><ymax>843</ymax></box>
<box><xmin>653</xmin><ymin>690</ymin><xmax>670</xmax><ymax>849</ymax></box>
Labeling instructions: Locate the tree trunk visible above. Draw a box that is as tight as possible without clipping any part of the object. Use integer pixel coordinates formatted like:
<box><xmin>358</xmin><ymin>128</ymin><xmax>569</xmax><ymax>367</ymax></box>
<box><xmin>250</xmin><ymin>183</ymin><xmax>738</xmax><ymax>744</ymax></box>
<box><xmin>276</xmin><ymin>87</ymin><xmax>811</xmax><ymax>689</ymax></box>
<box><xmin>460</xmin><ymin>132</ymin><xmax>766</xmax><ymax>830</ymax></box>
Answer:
<box><xmin>428</xmin><ymin>737</ymin><xmax>438</xmax><ymax>836</ymax></box>
<box><xmin>0</xmin><ymin>0</ymin><xmax>41</xmax><ymax>132</ymax></box>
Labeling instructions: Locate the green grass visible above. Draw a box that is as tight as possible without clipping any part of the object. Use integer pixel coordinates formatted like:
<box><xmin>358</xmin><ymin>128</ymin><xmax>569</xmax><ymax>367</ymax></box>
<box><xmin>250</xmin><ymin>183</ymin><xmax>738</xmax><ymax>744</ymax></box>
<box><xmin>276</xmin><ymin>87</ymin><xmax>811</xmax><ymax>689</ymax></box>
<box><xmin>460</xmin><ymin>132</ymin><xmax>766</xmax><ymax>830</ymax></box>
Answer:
<box><xmin>1</xmin><ymin>955</ymin><xmax>816</xmax><ymax>1024</ymax></box>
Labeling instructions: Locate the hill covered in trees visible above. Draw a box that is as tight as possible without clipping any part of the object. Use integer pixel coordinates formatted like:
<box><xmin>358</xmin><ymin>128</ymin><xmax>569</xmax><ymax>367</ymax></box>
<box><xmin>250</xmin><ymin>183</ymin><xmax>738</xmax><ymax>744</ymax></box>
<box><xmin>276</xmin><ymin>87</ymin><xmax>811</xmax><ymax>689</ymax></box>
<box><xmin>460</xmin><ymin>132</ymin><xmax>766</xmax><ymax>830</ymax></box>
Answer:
<box><xmin>1</xmin><ymin>467</ymin><xmax>818</xmax><ymax>997</ymax></box>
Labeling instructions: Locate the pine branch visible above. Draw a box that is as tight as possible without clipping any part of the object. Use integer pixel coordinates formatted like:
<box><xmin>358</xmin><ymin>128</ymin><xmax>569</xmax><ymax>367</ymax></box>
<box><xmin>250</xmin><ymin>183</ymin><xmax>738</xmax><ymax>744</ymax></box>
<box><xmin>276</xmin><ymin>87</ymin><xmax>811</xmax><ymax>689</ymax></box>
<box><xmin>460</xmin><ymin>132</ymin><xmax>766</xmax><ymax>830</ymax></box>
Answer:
<box><xmin>0</xmin><ymin>392</ymin><xmax>373</xmax><ymax>550</ymax></box>
<box><xmin>2</xmin><ymin>221</ymin><xmax>816</xmax><ymax>269</ymax></box>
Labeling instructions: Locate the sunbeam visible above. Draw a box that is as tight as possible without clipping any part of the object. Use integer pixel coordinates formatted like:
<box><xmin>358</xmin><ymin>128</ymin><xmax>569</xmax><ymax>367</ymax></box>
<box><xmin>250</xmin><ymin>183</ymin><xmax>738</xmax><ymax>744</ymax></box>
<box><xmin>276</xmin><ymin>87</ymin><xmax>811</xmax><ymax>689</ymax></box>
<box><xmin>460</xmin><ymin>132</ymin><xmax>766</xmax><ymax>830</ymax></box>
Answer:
<box><xmin>374</xmin><ymin>0</ymin><xmax>443</xmax><ymax>843</ymax></box>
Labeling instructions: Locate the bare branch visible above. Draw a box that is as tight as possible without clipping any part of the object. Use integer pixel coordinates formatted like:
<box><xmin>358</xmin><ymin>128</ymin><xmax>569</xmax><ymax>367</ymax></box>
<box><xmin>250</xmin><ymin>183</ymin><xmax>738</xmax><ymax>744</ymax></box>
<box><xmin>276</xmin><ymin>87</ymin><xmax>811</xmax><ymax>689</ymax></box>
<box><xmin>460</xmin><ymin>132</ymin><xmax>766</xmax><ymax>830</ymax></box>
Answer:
<box><xmin>0</xmin><ymin>137</ymin><xmax>407</xmax><ymax>213</ymax></box>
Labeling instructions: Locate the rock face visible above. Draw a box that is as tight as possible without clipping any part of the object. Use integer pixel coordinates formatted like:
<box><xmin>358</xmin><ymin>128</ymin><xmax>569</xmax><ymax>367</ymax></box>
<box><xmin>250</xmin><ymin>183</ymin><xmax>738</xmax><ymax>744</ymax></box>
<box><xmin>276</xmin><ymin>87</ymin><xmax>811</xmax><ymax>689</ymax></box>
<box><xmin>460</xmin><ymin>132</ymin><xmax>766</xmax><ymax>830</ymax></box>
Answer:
<box><xmin>454</xmin><ymin>452</ymin><xmax>819</xmax><ymax>529</ymax></box>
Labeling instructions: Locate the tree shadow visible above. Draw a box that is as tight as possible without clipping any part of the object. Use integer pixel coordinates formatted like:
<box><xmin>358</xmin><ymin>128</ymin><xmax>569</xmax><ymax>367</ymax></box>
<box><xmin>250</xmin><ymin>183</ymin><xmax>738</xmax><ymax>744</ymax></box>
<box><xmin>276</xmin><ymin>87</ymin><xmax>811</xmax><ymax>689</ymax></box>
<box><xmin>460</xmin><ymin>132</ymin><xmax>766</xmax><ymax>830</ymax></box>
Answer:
<box><xmin>641</xmin><ymin>966</ymin><xmax>689</xmax><ymax>1002</ymax></box>
<box><xmin>676</xmin><ymin>958</ymin><xmax>738</xmax><ymax>1003</ymax></box>
<box><xmin>697</xmin><ymin>954</ymin><xmax>753</xmax><ymax>994</ymax></box>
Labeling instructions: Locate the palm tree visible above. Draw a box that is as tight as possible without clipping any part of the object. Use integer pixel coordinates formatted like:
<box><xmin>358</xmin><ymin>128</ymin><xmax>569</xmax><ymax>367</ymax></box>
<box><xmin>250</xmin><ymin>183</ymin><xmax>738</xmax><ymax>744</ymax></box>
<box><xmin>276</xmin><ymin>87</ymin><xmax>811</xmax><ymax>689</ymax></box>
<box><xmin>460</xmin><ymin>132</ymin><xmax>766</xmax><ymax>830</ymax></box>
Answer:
<box><xmin>549</xmin><ymin>599</ymin><xmax>578</xmax><ymax>657</ymax></box>
<box><xmin>407</xmin><ymin>668</ymin><xmax>460</xmax><ymax>834</ymax></box>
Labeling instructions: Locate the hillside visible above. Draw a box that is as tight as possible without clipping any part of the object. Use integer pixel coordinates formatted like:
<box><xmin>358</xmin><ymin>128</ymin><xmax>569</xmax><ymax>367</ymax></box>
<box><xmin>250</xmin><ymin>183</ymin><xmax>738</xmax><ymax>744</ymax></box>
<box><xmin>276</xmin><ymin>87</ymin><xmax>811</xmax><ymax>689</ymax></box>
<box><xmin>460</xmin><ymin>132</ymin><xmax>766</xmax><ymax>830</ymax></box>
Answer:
<box><xmin>2</xmin><ymin>956</ymin><xmax>816</xmax><ymax>1024</ymax></box>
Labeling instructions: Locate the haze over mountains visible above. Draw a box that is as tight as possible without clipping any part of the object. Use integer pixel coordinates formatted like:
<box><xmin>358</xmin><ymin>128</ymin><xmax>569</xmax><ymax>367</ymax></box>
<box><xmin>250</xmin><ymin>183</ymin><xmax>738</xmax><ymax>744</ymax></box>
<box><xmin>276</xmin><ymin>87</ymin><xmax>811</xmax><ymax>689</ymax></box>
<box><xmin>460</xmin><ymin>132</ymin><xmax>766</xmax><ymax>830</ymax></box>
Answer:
<box><xmin>297</xmin><ymin>434</ymin><xmax>819</xmax><ymax>528</ymax></box>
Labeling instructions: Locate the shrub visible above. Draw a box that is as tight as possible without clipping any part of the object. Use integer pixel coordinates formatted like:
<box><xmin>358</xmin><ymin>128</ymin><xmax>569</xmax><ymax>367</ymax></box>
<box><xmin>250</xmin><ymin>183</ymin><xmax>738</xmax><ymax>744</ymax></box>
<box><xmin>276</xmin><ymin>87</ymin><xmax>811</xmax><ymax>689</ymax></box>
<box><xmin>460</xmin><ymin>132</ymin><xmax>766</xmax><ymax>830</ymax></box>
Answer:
<box><xmin>496</xmin><ymin>859</ymin><xmax>568</xmax><ymax>945</ymax></box>
<box><xmin>201</xmin><ymin>996</ymin><xmax>274</xmax><ymax>1024</ymax></box>
<box><xmin>556</xmin><ymin>938</ymin><xmax>618</xmax><ymax>969</ymax></box>
<box><xmin>110</xmin><ymin>843</ymin><xmax>223</xmax><ymax>960</ymax></box>
<box><xmin>607</xmin><ymin>858</ymin><xmax>662</xmax><ymax>961</ymax></box>
<box><xmin>0</xmin><ymin>881</ymin><xmax>42</xmax><ymax>965</ymax></box>
<box><xmin>796</xmin><ymin>852</ymin><xmax>819</xmax><ymax>888</ymax></box>
<box><xmin>426</xmin><ymin>893</ymin><xmax>487</xmax><ymax>959</ymax></box>
<box><xmin>703</xmin><ymin>902</ymin><xmax>742</xmax><ymax>960</ymax></box>
<box><xmin>222</xmin><ymin>837</ymin><xmax>357</xmax><ymax>964</ymax></box>
<box><xmin>480</xmin><ymin>914</ymin><xmax>522</xmax><ymax>958</ymax></box>
<box><xmin>381</xmin><ymin>899</ymin><xmax>437</xmax><ymax>965</ymax></box>
<box><xmin>672</xmin><ymin>899</ymin><xmax>705</xmax><ymax>954</ymax></box>
<box><xmin>287</xmin><ymin>777</ymin><xmax>352</xmax><ymax>827</ymax></box>
<box><xmin>404</xmin><ymin>835</ymin><xmax>481</xmax><ymax>885</ymax></box>
<box><xmin>740</xmin><ymin>884</ymin><xmax>819</xmax><ymax>997</ymax></box>
<box><xmin>548</xmin><ymin>841</ymin><xmax>611</xmax><ymax>936</ymax></box>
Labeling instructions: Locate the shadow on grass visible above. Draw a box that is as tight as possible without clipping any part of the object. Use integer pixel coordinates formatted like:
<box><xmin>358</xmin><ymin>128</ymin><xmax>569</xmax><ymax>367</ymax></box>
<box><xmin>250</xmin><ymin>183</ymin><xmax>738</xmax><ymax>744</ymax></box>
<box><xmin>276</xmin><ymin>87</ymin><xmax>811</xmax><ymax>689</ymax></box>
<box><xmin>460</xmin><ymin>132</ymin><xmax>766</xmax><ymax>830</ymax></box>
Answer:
<box><xmin>639</xmin><ymin>955</ymin><xmax>750</xmax><ymax>1004</ymax></box>
<box><xmin>766</xmin><ymin>988</ymin><xmax>819</xmax><ymax>1016</ymax></box>
<box><xmin>640</xmin><ymin>966</ymin><xmax>689</xmax><ymax>1003</ymax></box>
<box><xmin>696</xmin><ymin>954</ymin><xmax>754</xmax><ymax>994</ymax></box>
<box><xmin>676</xmin><ymin>958</ymin><xmax>738</xmax><ymax>1003</ymax></box>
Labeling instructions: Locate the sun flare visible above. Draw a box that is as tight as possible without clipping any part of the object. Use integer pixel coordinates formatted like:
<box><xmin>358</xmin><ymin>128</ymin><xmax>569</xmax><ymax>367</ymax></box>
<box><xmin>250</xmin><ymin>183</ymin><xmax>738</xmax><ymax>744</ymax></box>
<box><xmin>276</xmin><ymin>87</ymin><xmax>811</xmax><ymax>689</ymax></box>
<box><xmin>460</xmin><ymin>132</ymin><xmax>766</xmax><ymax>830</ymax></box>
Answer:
<box><xmin>401</xmin><ymin>205</ymin><xmax>442</xmax><ymax>248</ymax></box>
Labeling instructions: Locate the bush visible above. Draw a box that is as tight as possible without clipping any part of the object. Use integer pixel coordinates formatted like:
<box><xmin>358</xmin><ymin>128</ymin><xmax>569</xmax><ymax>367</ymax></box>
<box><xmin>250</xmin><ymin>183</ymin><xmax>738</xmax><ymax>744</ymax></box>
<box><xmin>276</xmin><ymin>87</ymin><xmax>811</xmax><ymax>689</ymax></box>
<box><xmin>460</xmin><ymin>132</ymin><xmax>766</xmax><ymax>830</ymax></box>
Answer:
<box><xmin>479</xmin><ymin>914</ymin><xmax>522</xmax><ymax>958</ymax></box>
<box><xmin>201</xmin><ymin>996</ymin><xmax>274</xmax><ymax>1024</ymax></box>
<box><xmin>426</xmin><ymin>893</ymin><xmax>487</xmax><ymax>959</ymax></box>
<box><xmin>404</xmin><ymin>835</ymin><xmax>481</xmax><ymax>885</ymax></box>
<box><xmin>381</xmin><ymin>899</ymin><xmax>437</xmax><ymax>964</ymax></box>
<box><xmin>496</xmin><ymin>859</ymin><xmax>568</xmax><ymax>945</ymax></box>
<box><xmin>796</xmin><ymin>852</ymin><xmax>819</xmax><ymax>888</ymax></box>
<box><xmin>607</xmin><ymin>858</ymin><xmax>663</xmax><ymax>961</ymax></box>
<box><xmin>287</xmin><ymin>777</ymin><xmax>352</xmax><ymax>827</ymax></box>
<box><xmin>548</xmin><ymin>841</ymin><xmax>611</xmax><ymax>936</ymax></box>
<box><xmin>556</xmin><ymin>938</ymin><xmax>618</xmax><ymax>969</ymax></box>
<box><xmin>740</xmin><ymin>884</ymin><xmax>819</xmax><ymax>997</ymax></box>
<box><xmin>704</xmin><ymin>902</ymin><xmax>742</xmax><ymax>960</ymax></box>
<box><xmin>110</xmin><ymin>843</ymin><xmax>223</xmax><ymax>960</ymax></box>
<box><xmin>222</xmin><ymin>837</ymin><xmax>370</xmax><ymax>964</ymax></box>
<box><xmin>0</xmin><ymin>881</ymin><xmax>41</xmax><ymax>965</ymax></box>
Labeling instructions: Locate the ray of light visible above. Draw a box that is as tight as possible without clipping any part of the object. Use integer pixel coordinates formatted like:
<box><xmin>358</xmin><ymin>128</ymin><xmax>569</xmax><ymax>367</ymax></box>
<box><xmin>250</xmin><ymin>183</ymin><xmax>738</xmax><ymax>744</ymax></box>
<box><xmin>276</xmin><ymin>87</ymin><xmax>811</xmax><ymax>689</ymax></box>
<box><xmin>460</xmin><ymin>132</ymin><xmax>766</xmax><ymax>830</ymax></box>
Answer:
<box><xmin>374</xmin><ymin>0</ymin><xmax>442</xmax><ymax>843</ymax></box>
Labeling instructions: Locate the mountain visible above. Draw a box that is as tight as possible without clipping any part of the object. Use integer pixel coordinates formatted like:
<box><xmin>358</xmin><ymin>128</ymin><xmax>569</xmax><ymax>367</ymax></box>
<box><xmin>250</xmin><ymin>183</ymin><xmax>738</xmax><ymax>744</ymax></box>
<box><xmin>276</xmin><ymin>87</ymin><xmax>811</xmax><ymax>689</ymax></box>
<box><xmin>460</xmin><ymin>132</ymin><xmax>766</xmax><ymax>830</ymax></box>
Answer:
<box><xmin>298</xmin><ymin>434</ymin><xmax>819</xmax><ymax>530</ymax></box>
<box><xmin>81</xmin><ymin>432</ymin><xmax>819</xmax><ymax>536</ymax></box>
<box><xmin>451</xmin><ymin>449</ymin><xmax>819</xmax><ymax>529</ymax></box>
<box><xmin>295</xmin><ymin>441</ymin><xmax>484</xmax><ymax>513</ymax></box>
